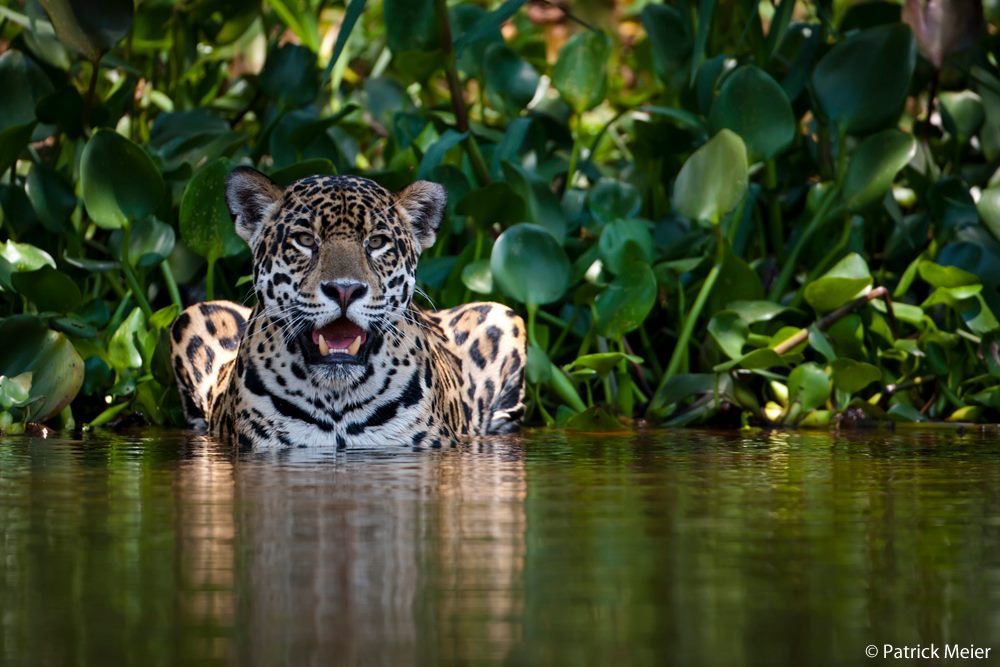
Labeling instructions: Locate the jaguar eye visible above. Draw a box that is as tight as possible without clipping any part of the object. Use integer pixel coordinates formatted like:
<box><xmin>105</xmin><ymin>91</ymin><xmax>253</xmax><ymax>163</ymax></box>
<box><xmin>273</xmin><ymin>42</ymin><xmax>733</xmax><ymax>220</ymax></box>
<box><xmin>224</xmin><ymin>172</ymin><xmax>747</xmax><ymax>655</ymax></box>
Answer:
<box><xmin>294</xmin><ymin>232</ymin><xmax>316</xmax><ymax>248</ymax></box>
<box><xmin>367</xmin><ymin>235</ymin><xmax>390</xmax><ymax>251</ymax></box>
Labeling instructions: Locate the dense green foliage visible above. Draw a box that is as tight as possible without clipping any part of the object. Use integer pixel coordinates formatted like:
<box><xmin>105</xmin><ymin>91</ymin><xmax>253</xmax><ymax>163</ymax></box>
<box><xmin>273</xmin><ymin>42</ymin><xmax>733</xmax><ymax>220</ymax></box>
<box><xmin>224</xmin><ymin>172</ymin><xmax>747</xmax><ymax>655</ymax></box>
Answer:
<box><xmin>2</xmin><ymin>0</ymin><xmax>1000</xmax><ymax>432</ymax></box>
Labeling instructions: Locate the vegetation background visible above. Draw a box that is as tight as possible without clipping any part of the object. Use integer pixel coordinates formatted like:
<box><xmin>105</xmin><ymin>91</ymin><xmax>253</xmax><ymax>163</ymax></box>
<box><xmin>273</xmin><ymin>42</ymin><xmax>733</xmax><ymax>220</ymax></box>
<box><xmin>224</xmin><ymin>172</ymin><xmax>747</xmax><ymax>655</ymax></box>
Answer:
<box><xmin>0</xmin><ymin>0</ymin><xmax>998</xmax><ymax>433</ymax></box>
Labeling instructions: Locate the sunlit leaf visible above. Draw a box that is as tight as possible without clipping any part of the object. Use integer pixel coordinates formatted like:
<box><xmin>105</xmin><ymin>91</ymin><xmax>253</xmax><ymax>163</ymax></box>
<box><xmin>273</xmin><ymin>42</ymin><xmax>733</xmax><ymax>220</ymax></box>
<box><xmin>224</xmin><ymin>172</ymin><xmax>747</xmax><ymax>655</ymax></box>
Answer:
<box><xmin>673</xmin><ymin>129</ymin><xmax>748</xmax><ymax>224</ymax></box>
<box><xmin>843</xmin><ymin>129</ymin><xmax>917</xmax><ymax>212</ymax></box>
<box><xmin>552</xmin><ymin>29</ymin><xmax>611</xmax><ymax>113</ymax></box>
<box><xmin>491</xmin><ymin>223</ymin><xmax>570</xmax><ymax>306</ymax></box>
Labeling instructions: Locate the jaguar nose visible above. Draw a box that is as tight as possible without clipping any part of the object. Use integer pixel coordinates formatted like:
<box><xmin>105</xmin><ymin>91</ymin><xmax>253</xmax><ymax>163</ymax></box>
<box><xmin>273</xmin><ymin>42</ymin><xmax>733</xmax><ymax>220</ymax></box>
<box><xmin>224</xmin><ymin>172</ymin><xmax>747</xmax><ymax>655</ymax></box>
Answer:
<box><xmin>320</xmin><ymin>280</ymin><xmax>368</xmax><ymax>310</ymax></box>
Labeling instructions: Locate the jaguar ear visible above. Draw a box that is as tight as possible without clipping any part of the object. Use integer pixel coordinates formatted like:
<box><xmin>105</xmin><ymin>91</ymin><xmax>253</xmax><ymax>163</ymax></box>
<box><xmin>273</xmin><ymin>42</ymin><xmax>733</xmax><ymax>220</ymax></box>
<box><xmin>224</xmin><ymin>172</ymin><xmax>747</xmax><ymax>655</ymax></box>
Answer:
<box><xmin>225</xmin><ymin>166</ymin><xmax>282</xmax><ymax>243</ymax></box>
<box><xmin>398</xmin><ymin>180</ymin><xmax>447</xmax><ymax>251</ymax></box>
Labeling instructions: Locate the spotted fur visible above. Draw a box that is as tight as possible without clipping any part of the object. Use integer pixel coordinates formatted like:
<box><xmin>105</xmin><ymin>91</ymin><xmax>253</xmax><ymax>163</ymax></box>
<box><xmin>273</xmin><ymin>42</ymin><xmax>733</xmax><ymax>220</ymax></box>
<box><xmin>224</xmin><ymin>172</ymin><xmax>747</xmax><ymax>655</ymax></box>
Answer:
<box><xmin>171</xmin><ymin>168</ymin><xmax>526</xmax><ymax>449</ymax></box>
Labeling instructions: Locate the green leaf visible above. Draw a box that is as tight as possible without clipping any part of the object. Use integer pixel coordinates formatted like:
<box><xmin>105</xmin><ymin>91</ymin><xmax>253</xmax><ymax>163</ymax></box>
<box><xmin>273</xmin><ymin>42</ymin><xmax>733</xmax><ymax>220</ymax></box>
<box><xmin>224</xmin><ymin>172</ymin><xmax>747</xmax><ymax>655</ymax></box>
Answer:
<box><xmin>843</xmin><ymin>129</ymin><xmax>917</xmax><ymax>212</ymax></box>
<box><xmin>594</xmin><ymin>263</ymin><xmax>657</xmax><ymax>339</ymax></box>
<box><xmin>708</xmin><ymin>311</ymin><xmax>748</xmax><ymax>359</ymax></box>
<box><xmin>564</xmin><ymin>352</ymin><xmax>643</xmax><ymax>378</ymax></box>
<box><xmin>11</xmin><ymin>267</ymin><xmax>82</xmax><ymax>313</ymax></box>
<box><xmin>384</xmin><ymin>0</ymin><xmax>440</xmax><ymax>53</ymax></box>
<box><xmin>108</xmin><ymin>307</ymin><xmax>145</xmax><ymax>371</ymax></box>
<box><xmin>526</xmin><ymin>341</ymin><xmax>551</xmax><ymax>383</ymax></box>
<box><xmin>940</xmin><ymin>90</ymin><xmax>984</xmax><ymax>145</ymax></box>
<box><xmin>831</xmin><ymin>358</ymin><xmax>882</xmax><ymax>393</ymax></box>
<box><xmin>811</xmin><ymin>23</ymin><xmax>916</xmax><ymax>134</ymax></box>
<box><xmin>552</xmin><ymin>29</ymin><xmax>612</xmax><ymax>113</ymax></box>
<box><xmin>587</xmin><ymin>178</ymin><xmax>642</xmax><ymax>226</ymax></box>
<box><xmin>917</xmin><ymin>260</ymin><xmax>980</xmax><ymax>288</ymax></box>
<box><xmin>417</xmin><ymin>129</ymin><xmax>468</xmax><ymax>179</ymax></box>
<box><xmin>460</xmin><ymin>258</ymin><xmax>493</xmax><ymax>294</ymax></box>
<box><xmin>787</xmin><ymin>362</ymin><xmax>831</xmax><ymax>412</ymax></box>
<box><xmin>454</xmin><ymin>0</ymin><xmax>525</xmax><ymax>53</ymax></box>
<box><xmin>180</xmin><ymin>159</ymin><xmax>247</xmax><ymax>262</ymax></box>
<box><xmin>0</xmin><ymin>372</ymin><xmax>32</xmax><ymax>410</ymax></box>
<box><xmin>0</xmin><ymin>316</ymin><xmax>84</xmax><ymax>421</ymax></box>
<box><xmin>123</xmin><ymin>218</ymin><xmax>175</xmax><ymax>268</ymax></box>
<box><xmin>726</xmin><ymin>300</ymin><xmax>788</xmax><ymax>323</ymax></box>
<box><xmin>490</xmin><ymin>223</ymin><xmax>570</xmax><ymax>306</ymax></box>
<box><xmin>321</xmin><ymin>0</ymin><xmax>365</xmax><ymax>87</ymax></box>
<box><xmin>38</xmin><ymin>0</ymin><xmax>133</xmax><ymax>60</ymax></box>
<box><xmin>456</xmin><ymin>183</ymin><xmax>526</xmax><ymax>227</ymax></box>
<box><xmin>501</xmin><ymin>162</ymin><xmax>567</xmax><ymax>243</ymax></box>
<box><xmin>673</xmin><ymin>129</ymin><xmax>748</xmax><ymax>224</ymax></box>
<box><xmin>0</xmin><ymin>50</ymin><xmax>53</xmax><ymax>175</ymax></box>
<box><xmin>713</xmin><ymin>348</ymin><xmax>786</xmax><ymax>372</ymax></box>
<box><xmin>259</xmin><ymin>43</ymin><xmax>320</xmax><ymax>108</ymax></box>
<box><xmin>803</xmin><ymin>253</ymin><xmax>873</xmax><ymax>313</ymax></box>
<box><xmin>483</xmin><ymin>43</ymin><xmax>539</xmax><ymax>114</ymax></box>
<box><xmin>26</xmin><ymin>165</ymin><xmax>76</xmax><ymax>233</ymax></box>
<box><xmin>268</xmin><ymin>158</ymin><xmax>336</xmax><ymax>187</ymax></box>
<box><xmin>641</xmin><ymin>4</ymin><xmax>692</xmax><ymax>82</ymax></box>
<box><xmin>81</xmin><ymin>129</ymin><xmax>165</xmax><ymax>230</ymax></box>
<box><xmin>709</xmin><ymin>65</ymin><xmax>795</xmax><ymax>161</ymax></box>
<box><xmin>0</xmin><ymin>240</ymin><xmax>56</xmax><ymax>273</ymax></box>
<box><xmin>976</xmin><ymin>186</ymin><xmax>1000</xmax><ymax>243</ymax></box>
<box><xmin>597</xmin><ymin>218</ymin><xmax>653</xmax><ymax>275</ymax></box>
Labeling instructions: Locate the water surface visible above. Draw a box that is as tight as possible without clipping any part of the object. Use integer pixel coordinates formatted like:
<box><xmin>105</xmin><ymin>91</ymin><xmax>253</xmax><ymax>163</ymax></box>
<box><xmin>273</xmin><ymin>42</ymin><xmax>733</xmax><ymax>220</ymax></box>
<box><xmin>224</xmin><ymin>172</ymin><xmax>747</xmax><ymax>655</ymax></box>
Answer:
<box><xmin>2</xmin><ymin>428</ymin><xmax>1000</xmax><ymax>666</ymax></box>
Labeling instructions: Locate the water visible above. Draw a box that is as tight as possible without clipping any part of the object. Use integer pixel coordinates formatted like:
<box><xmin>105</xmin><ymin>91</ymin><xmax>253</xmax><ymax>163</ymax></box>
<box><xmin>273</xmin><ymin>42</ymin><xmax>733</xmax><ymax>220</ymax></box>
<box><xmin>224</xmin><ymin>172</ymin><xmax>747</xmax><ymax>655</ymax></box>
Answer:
<box><xmin>2</xmin><ymin>428</ymin><xmax>1000</xmax><ymax>666</ymax></box>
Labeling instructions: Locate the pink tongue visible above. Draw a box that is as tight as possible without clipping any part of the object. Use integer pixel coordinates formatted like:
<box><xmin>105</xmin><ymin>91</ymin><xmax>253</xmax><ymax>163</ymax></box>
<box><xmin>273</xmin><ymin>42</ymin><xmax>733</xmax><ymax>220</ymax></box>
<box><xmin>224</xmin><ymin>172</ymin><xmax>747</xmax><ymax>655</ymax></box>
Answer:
<box><xmin>311</xmin><ymin>318</ymin><xmax>366</xmax><ymax>349</ymax></box>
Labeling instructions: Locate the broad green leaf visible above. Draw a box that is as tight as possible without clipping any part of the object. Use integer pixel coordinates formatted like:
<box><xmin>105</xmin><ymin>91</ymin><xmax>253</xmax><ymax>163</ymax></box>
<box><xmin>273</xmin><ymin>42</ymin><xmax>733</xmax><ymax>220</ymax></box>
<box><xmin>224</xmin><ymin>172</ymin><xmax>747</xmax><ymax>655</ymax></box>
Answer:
<box><xmin>552</xmin><ymin>29</ymin><xmax>611</xmax><ymax>113</ymax></box>
<box><xmin>417</xmin><ymin>129</ymin><xmax>468</xmax><ymax>179</ymax></box>
<box><xmin>803</xmin><ymin>253</ymin><xmax>873</xmax><ymax>313</ymax></box>
<box><xmin>713</xmin><ymin>348</ymin><xmax>786</xmax><ymax>372</ymax></box>
<box><xmin>708</xmin><ymin>311</ymin><xmax>748</xmax><ymax>359</ymax></box>
<box><xmin>124</xmin><ymin>218</ymin><xmax>175</xmax><ymax>268</ymax></box>
<box><xmin>564</xmin><ymin>352</ymin><xmax>643</xmax><ymax>378</ymax></box>
<box><xmin>26</xmin><ymin>165</ymin><xmax>75</xmax><ymax>232</ymax></box>
<box><xmin>726</xmin><ymin>300</ymin><xmax>788</xmax><ymax>323</ymax></box>
<box><xmin>454</xmin><ymin>0</ymin><xmax>525</xmax><ymax>53</ymax></box>
<box><xmin>0</xmin><ymin>316</ymin><xmax>84</xmax><ymax>421</ymax></box>
<box><xmin>787</xmin><ymin>362</ymin><xmax>831</xmax><ymax>412</ymax></box>
<box><xmin>483</xmin><ymin>43</ymin><xmax>539</xmax><ymax>114</ymax></box>
<box><xmin>597</xmin><ymin>218</ymin><xmax>653</xmax><ymax>275</ymax></box>
<box><xmin>259</xmin><ymin>43</ymin><xmax>320</xmax><ymax>109</ymax></box>
<box><xmin>976</xmin><ymin>187</ymin><xmax>1000</xmax><ymax>243</ymax></box>
<box><xmin>587</xmin><ymin>178</ymin><xmax>642</xmax><ymax>226</ymax></box>
<box><xmin>917</xmin><ymin>260</ymin><xmax>980</xmax><ymax>288</ymax></box>
<box><xmin>831</xmin><ymin>358</ymin><xmax>882</xmax><ymax>393</ymax></box>
<box><xmin>460</xmin><ymin>258</ymin><xmax>493</xmax><ymax>294</ymax></box>
<box><xmin>108</xmin><ymin>307</ymin><xmax>145</xmax><ymax>371</ymax></box>
<box><xmin>594</xmin><ymin>263</ymin><xmax>657</xmax><ymax>339</ymax></box>
<box><xmin>0</xmin><ymin>240</ymin><xmax>55</xmax><ymax>273</ymax></box>
<box><xmin>179</xmin><ymin>159</ymin><xmax>247</xmax><ymax>262</ymax></box>
<box><xmin>673</xmin><ymin>129</ymin><xmax>748</xmax><ymax>224</ymax></box>
<box><xmin>11</xmin><ymin>267</ymin><xmax>82</xmax><ymax>313</ymax></box>
<box><xmin>641</xmin><ymin>4</ymin><xmax>692</xmax><ymax>81</ymax></box>
<box><xmin>709</xmin><ymin>65</ymin><xmax>795</xmax><ymax>161</ymax></box>
<box><xmin>0</xmin><ymin>372</ymin><xmax>32</xmax><ymax>410</ymax></box>
<box><xmin>384</xmin><ymin>0</ymin><xmax>439</xmax><ymax>53</ymax></box>
<box><xmin>811</xmin><ymin>24</ymin><xmax>916</xmax><ymax>134</ymax></box>
<box><xmin>940</xmin><ymin>90</ymin><xmax>984</xmax><ymax>145</ymax></box>
<box><xmin>456</xmin><ymin>183</ymin><xmax>526</xmax><ymax>227</ymax></box>
<box><xmin>38</xmin><ymin>0</ymin><xmax>133</xmax><ymax>60</ymax></box>
<box><xmin>491</xmin><ymin>223</ymin><xmax>570</xmax><ymax>306</ymax></box>
<box><xmin>526</xmin><ymin>341</ymin><xmax>551</xmax><ymax>383</ymax></box>
<box><xmin>501</xmin><ymin>162</ymin><xmax>567</xmax><ymax>243</ymax></box>
<box><xmin>843</xmin><ymin>129</ymin><xmax>917</xmax><ymax>212</ymax></box>
<box><xmin>0</xmin><ymin>50</ymin><xmax>53</xmax><ymax>175</ymax></box>
<box><xmin>81</xmin><ymin>129</ymin><xmax>164</xmax><ymax>230</ymax></box>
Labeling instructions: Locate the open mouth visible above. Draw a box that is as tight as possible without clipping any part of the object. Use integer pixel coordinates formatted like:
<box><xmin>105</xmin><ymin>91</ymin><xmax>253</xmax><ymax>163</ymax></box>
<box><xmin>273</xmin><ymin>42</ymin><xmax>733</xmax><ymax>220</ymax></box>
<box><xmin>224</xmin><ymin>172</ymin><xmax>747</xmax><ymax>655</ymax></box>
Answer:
<box><xmin>300</xmin><ymin>317</ymin><xmax>373</xmax><ymax>366</ymax></box>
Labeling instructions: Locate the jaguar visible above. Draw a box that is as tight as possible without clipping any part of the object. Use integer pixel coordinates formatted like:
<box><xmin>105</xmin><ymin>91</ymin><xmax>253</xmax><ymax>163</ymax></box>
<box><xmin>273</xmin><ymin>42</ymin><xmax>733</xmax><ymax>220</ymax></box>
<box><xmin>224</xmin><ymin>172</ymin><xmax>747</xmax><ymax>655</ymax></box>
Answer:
<box><xmin>170</xmin><ymin>167</ymin><xmax>526</xmax><ymax>449</ymax></box>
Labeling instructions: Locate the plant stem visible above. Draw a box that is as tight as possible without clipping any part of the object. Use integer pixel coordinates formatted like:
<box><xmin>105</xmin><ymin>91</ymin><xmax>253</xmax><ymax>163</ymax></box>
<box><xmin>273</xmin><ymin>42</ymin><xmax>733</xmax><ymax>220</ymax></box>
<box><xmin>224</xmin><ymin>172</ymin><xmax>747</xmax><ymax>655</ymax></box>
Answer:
<box><xmin>767</xmin><ymin>184</ymin><xmax>841</xmax><ymax>301</ymax></box>
<box><xmin>566</xmin><ymin>114</ymin><xmax>583</xmax><ymax>190</ymax></box>
<box><xmin>205</xmin><ymin>258</ymin><xmax>216</xmax><ymax>301</ymax></box>
<box><xmin>120</xmin><ymin>224</ymin><xmax>153</xmax><ymax>318</ymax></box>
<box><xmin>433</xmin><ymin>0</ymin><xmax>491</xmax><ymax>186</ymax></box>
<box><xmin>660</xmin><ymin>262</ymin><xmax>722</xmax><ymax>386</ymax></box>
<box><xmin>764</xmin><ymin>159</ymin><xmax>784</xmax><ymax>260</ymax></box>
<box><xmin>160</xmin><ymin>262</ymin><xmax>183</xmax><ymax>310</ymax></box>
<box><xmin>83</xmin><ymin>59</ymin><xmax>100</xmax><ymax>130</ymax></box>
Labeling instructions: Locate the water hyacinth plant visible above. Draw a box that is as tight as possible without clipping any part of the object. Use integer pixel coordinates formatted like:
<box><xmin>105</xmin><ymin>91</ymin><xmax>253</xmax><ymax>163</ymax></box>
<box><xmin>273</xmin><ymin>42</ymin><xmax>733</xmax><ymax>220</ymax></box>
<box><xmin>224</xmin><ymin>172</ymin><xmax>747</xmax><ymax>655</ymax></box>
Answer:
<box><xmin>1</xmin><ymin>0</ymin><xmax>1000</xmax><ymax>432</ymax></box>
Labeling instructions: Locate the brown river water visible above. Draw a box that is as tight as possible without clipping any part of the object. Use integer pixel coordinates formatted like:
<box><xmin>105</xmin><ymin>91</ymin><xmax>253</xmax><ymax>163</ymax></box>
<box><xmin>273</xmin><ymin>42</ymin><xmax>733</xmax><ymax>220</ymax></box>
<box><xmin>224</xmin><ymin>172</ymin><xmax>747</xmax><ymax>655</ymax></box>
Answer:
<box><xmin>2</xmin><ymin>428</ymin><xmax>1000</xmax><ymax>666</ymax></box>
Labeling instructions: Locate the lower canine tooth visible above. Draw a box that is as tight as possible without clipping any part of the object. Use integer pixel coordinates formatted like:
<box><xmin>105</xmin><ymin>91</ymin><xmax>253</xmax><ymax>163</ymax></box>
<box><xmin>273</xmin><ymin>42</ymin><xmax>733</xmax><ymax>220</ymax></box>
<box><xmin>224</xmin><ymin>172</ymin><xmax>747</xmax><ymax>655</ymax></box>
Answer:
<box><xmin>318</xmin><ymin>334</ymin><xmax>329</xmax><ymax>356</ymax></box>
<box><xmin>347</xmin><ymin>335</ymin><xmax>362</xmax><ymax>355</ymax></box>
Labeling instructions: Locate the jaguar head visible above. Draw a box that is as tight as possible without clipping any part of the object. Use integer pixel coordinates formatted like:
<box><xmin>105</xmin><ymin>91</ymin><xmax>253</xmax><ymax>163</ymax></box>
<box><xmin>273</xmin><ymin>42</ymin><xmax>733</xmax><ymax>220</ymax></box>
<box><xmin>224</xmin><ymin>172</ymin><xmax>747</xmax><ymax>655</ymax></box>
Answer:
<box><xmin>225</xmin><ymin>167</ymin><xmax>446</xmax><ymax>372</ymax></box>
